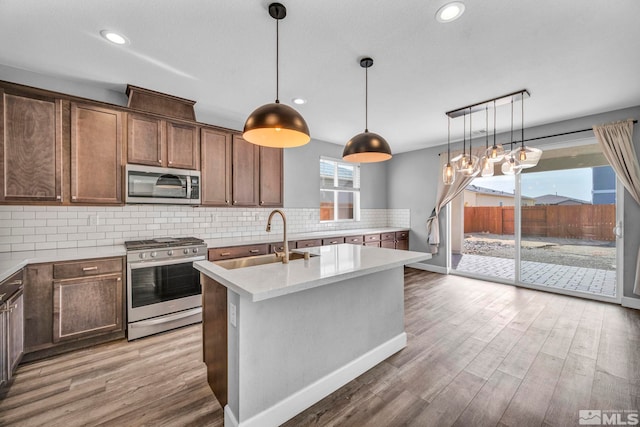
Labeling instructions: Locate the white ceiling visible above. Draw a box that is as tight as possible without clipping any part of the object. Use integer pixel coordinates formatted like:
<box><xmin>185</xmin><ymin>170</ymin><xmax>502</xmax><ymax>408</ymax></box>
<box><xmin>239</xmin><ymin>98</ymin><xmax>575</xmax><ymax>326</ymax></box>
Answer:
<box><xmin>1</xmin><ymin>0</ymin><xmax>639</xmax><ymax>154</ymax></box>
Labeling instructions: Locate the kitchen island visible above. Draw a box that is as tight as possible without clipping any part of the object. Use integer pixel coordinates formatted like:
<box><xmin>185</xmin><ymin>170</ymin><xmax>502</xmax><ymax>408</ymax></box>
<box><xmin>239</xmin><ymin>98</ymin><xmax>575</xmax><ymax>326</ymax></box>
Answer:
<box><xmin>194</xmin><ymin>244</ymin><xmax>430</xmax><ymax>427</ymax></box>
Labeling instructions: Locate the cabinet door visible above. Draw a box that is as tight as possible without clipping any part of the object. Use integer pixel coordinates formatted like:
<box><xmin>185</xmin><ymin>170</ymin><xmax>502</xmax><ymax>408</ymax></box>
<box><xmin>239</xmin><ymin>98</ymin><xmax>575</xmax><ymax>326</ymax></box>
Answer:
<box><xmin>7</xmin><ymin>292</ymin><xmax>24</xmax><ymax>376</ymax></box>
<box><xmin>201</xmin><ymin>128</ymin><xmax>232</xmax><ymax>206</ymax></box>
<box><xmin>231</xmin><ymin>135</ymin><xmax>259</xmax><ymax>206</ymax></box>
<box><xmin>395</xmin><ymin>239</ymin><xmax>409</xmax><ymax>250</ymax></box>
<box><xmin>127</xmin><ymin>113</ymin><xmax>163</xmax><ymax>166</ymax></box>
<box><xmin>53</xmin><ymin>273</ymin><xmax>123</xmax><ymax>342</ymax></box>
<box><xmin>24</xmin><ymin>264</ymin><xmax>54</xmax><ymax>352</ymax></box>
<box><xmin>0</xmin><ymin>90</ymin><xmax>62</xmax><ymax>202</ymax></box>
<box><xmin>71</xmin><ymin>104</ymin><xmax>123</xmax><ymax>204</ymax></box>
<box><xmin>259</xmin><ymin>147</ymin><xmax>283</xmax><ymax>207</ymax></box>
<box><xmin>381</xmin><ymin>240</ymin><xmax>396</xmax><ymax>249</ymax></box>
<box><xmin>167</xmin><ymin>121</ymin><xmax>199</xmax><ymax>170</ymax></box>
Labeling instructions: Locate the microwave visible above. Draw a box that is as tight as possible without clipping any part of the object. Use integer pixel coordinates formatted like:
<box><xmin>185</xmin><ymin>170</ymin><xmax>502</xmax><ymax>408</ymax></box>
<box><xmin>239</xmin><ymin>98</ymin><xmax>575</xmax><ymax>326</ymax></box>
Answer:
<box><xmin>125</xmin><ymin>165</ymin><xmax>201</xmax><ymax>205</ymax></box>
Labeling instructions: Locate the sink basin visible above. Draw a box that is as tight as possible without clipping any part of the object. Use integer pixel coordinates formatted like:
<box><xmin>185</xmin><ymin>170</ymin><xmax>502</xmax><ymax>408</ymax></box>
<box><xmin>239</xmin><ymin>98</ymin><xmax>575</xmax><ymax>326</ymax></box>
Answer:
<box><xmin>214</xmin><ymin>252</ymin><xmax>317</xmax><ymax>270</ymax></box>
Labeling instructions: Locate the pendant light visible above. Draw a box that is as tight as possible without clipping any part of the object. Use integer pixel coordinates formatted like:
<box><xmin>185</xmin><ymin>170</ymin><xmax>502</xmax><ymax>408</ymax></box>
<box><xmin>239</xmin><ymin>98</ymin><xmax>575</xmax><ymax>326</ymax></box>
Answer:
<box><xmin>501</xmin><ymin>99</ymin><xmax>522</xmax><ymax>175</ymax></box>
<box><xmin>343</xmin><ymin>57</ymin><xmax>392</xmax><ymax>163</ymax></box>
<box><xmin>462</xmin><ymin>109</ymin><xmax>480</xmax><ymax>176</ymax></box>
<box><xmin>485</xmin><ymin>100</ymin><xmax>505</xmax><ymax>162</ymax></box>
<box><xmin>509</xmin><ymin>94</ymin><xmax>542</xmax><ymax>169</ymax></box>
<box><xmin>243</xmin><ymin>3</ymin><xmax>310</xmax><ymax>148</ymax></box>
<box><xmin>480</xmin><ymin>104</ymin><xmax>494</xmax><ymax>177</ymax></box>
<box><xmin>442</xmin><ymin>117</ymin><xmax>456</xmax><ymax>185</ymax></box>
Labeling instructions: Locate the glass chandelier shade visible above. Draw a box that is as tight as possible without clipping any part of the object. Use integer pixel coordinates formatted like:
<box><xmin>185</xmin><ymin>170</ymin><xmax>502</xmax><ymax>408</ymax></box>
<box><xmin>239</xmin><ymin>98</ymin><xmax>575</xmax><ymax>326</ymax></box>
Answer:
<box><xmin>510</xmin><ymin>146</ymin><xmax>542</xmax><ymax>169</ymax></box>
<box><xmin>242</xmin><ymin>3</ymin><xmax>310</xmax><ymax>148</ymax></box>
<box><xmin>501</xmin><ymin>154</ymin><xmax>522</xmax><ymax>175</ymax></box>
<box><xmin>480</xmin><ymin>155</ymin><xmax>494</xmax><ymax>177</ymax></box>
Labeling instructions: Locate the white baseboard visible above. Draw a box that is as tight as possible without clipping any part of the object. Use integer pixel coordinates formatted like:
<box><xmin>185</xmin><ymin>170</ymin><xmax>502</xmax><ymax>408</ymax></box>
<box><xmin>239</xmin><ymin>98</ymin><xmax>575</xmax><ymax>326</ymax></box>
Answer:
<box><xmin>407</xmin><ymin>262</ymin><xmax>448</xmax><ymax>275</ymax></box>
<box><xmin>231</xmin><ymin>333</ymin><xmax>407</xmax><ymax>427</ymax></box>
<box><xmin>622</xmin><ymin>296</ymin><xmax>640</xmax><ymax>310</ymax></box>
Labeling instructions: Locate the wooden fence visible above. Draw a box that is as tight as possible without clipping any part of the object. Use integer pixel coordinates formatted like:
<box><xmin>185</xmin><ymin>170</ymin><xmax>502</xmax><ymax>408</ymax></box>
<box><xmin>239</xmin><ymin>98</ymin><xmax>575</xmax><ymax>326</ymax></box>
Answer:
<box><xmin>464</xmin><ymin>205</ymin><xmax>616</xmax><ymax>241</ymax></box>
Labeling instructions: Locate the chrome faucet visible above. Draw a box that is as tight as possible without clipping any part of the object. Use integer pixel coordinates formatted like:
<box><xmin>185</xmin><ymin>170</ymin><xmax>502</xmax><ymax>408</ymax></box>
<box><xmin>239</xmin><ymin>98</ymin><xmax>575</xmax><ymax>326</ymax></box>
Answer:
<box><xmin>266</xmin><ymin>209</ymin><xmax>289</xmax><ymax>264</ymax></box>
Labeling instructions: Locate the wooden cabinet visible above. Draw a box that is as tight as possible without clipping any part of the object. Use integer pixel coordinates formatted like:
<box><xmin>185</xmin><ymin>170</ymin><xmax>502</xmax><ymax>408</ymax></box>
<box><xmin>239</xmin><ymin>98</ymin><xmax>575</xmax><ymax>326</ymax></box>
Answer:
<box><xmin>127</xmin><ymin>113</ymin><xmax>199</xmax><ymax>170</ymax></box>
<box><xmin>23</xmin><ymin>257</ymin><xmax>125</xmax><ymax>362</ymax></box>
<box><xmin>364</xmin><ymin>234</ymin><xmax>381</xmax><ymax>247</ymax></box>
<box><xmin>201</xmin><ymin>274</ymin><xmax>228</xmax><ymax>406</ymax></box>
<box><xmin>0</xmin><ymin>89</ymin><xmax>62</xmax><ymax>202</ymax></box>
<box><xmin>322</xmin><ymin>237</ymin><xmax>345</xmax><ymax>245</ymax></box>
<box><xmin>344</xmin><ymin>235</ymin><xmax>364</xmax><ymax>245</ymax></box>
<box><xmin>296</xmin><ymin>239</ymin><xmax>322</xmax><ymax>249</ymax></box>
<box><xmin>231</xmin><ymin>135</ymin><xmax>260</xmax><ymax>206</ymax></box>
<box><xmin>0</xmin><ymin>269</ymin><xmax>24</xmax><ymax>386</ymax></box>
<box><xmin>208</xmin><ymin>244</ymin><xmax>269</xmax><ymax>261</ymax></box>
<box><xmin>395</xmin><ymin>231</ymin><xmax>409</xmax><ymax>250</ymax></box>
<box><xmin>381</xmin><ymin>232</ymin><xmax>396</xmax><ymax>249</ymax></box>
<box><xmin>70</xmin><ymin>103</ymin><xmax>123</xmax><ymax>204</ymax></box>
<box><xmin>259</xmin><ymin>146</ymin><xmax>283</xmax><ymax>207</ymax></box>
<box><xmin>201</xmin><ymin>128</ymin><xmax>232</xmax><ymax>206</ymax></box>
<box><xmin>53</xmin><ymin>273</ymin><xmax>122</xmax><ymax>342</ymax></box>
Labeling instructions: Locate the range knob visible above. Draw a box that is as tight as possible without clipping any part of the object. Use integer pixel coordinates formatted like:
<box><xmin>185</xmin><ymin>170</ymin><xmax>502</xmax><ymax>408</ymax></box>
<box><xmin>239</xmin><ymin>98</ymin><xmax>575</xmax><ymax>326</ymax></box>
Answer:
<box><xmin>138</xmin><ymin>253</ymin><xmax>146</xmax><ymax>259</ymax></box>
<box><xmin>183</xmin><ymin>249</ymin><xmax>190</xmax><ymax>255</ymax></box>
<box><xmin>192</xmin><ymin>248</ymin><xmax>199</xmax><ymax>254</ymax></box>
<box><xmin>150</xmin><ymin>252</ymin><xmax>157</xmax><ymax>258</ymax></box>
<box><xmin>167</xmin><ymin>250</ymin><xmax>174</xmax><ymax>256</ymax></box>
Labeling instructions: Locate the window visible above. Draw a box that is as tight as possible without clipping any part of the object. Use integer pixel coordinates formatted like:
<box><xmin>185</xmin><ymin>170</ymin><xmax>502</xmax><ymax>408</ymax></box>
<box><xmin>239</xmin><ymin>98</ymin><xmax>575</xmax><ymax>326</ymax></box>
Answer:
<box><xmin>320</xmin><ymin>157</ymin><xmax>360</xmax><ymax>221</ymax></box>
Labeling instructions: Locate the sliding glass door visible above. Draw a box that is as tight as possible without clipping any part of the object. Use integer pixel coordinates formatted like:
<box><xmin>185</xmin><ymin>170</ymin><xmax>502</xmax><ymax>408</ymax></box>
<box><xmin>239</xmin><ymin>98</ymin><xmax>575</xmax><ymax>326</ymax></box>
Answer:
<box><xmin>450</xmin><ymin>140</ymin><xmax>622</xmax><ymax>302</ymax></box>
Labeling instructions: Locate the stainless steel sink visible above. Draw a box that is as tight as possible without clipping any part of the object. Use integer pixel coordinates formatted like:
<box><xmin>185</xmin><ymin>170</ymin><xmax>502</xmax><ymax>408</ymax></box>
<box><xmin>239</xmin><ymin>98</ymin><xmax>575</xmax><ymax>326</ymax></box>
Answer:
<box><xmin>214</xmin><ymin>252</ymin><xmax>317</xmax><ymax>270</ymax></box>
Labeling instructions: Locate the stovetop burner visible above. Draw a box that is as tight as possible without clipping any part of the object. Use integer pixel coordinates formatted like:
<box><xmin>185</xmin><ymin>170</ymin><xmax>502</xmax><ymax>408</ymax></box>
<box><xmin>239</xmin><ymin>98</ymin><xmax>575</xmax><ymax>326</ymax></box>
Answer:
<box><xmin>124</xmin><ymin>237</ymin><xmax>205</xmax><ymax>251</ymax></box>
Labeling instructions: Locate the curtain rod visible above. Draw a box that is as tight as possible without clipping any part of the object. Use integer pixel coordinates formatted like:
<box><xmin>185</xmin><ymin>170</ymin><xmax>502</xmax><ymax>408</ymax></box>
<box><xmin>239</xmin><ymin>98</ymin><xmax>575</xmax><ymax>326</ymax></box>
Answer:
<box><xmin>523</xmin><ymin>119</ymin><xmax>638</xmax><ymax>143</ymax></box>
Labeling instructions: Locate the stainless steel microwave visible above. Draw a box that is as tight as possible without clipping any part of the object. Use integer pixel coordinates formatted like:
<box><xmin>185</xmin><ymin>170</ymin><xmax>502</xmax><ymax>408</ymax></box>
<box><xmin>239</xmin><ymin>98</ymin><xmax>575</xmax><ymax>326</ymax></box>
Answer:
<box><xmin>125</xmin><ymin>165</ymin><xmax>201</xmax><ymax>205</ymax></box>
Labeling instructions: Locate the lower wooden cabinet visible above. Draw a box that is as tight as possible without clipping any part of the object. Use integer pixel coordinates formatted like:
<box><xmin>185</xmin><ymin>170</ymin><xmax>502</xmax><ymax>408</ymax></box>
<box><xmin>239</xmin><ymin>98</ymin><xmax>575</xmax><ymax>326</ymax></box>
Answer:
<box><xmin>208</xmin><ymin>244</ymin><xmax>269</xmax><ymax>261</ymax></box>
<box><xmin>53</xmin><ymin>273</ymin><xmax>122</xmax><ymax>342</ymax></box>
<box><xmin>23</xmin><ymin>257</ymin><xmax>125</xmax><ymax>362</ymax></box>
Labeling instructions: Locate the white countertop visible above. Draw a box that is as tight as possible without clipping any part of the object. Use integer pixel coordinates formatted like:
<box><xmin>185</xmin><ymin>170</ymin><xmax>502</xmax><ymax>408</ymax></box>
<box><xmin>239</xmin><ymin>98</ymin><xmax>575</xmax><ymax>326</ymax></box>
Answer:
<box><xmin>0</xmin><ymin>245</ymin><xmax>126</xmax><ymax>282</ymax></box>
<box><xmin>194</xmin><ymin>243</ymin><xmax>430</xmax><ymax>302</ymax></box>
<box><xmin>204</xmin><ymin>227</ymin><xmax>409</xmax><ymax>248</ymax></box>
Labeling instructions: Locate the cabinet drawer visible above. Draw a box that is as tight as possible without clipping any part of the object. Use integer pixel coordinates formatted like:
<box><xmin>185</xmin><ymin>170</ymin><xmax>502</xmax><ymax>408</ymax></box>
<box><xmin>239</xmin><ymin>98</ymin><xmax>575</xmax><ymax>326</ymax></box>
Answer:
<box><xmin>53</xmin><ymin>258</ymin><xmax>123</xmax><ymax>280</ymax></box>
<box><xmin>322</xmin><ymin>237</ymin><xmax>345</xmax><ymax>246</ymax></box>
<box><xmin>381</xmin><ymin>240</ymin><xmax>396</xmax><ymax>249</ymax></box>
<box><xmin>295</xmin><ymin>239</ymin><xmax>322</xmax><ymax>249</ymax></box>
<box><xmin>208</xmin><ymin>244</ymin><xmax>269</xmax><ymax>261</ymax></box>
<box><xmin>396</xmin><ymin>231</ymin><xmax>409</xmax><ymax>240</ymax></box>
<box><xmin>364</xmin><ymin>241</ymin><xmax>381</xmax><ymax>247</ymax></box>
<box><xmin>364</xmin><ymin>234</ymin><xmax>381</xmax><ymax>242</ymax></box>
<box><xmin>270</xmin><ymin>242</ymin><xmax>294</xmax><ymax>254</ymax></box>
<box><xmin>381</xmin><ymin>232</ymin><xmax>395</xmax><ymax>241</ymax></box>
<box><xmin>344</xmin><ymin>235</ymin><xmax>364</xmax><ymax>245</ymax></box>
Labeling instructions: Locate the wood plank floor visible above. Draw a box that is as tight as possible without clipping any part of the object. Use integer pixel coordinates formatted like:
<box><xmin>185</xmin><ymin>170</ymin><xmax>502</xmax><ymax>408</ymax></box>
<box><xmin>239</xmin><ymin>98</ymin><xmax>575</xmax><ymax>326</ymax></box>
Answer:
<box><xmin>2</xmin><ymin>268</ymin><xmax>639</xmax><ymax>426</ymax></box>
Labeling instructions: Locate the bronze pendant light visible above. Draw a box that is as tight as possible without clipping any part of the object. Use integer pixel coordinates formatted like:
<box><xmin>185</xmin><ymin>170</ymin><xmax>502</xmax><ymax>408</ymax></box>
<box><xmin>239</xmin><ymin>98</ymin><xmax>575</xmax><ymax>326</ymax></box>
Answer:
<box><xmin>343</xmin><ymin>57</ymin><xmax>392</xmax><ymax>163</ymax></box>
<box><xmin>243</xmin><ymin>3</ymin><xmax>310</xmax><ymax>148</ymax></box>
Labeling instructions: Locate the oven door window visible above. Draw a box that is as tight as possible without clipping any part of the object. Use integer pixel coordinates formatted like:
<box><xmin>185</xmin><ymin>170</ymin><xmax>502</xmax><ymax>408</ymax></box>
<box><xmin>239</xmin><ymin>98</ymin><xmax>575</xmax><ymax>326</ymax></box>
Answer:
<box><xmin>130</xmin><ymin>262</ymin><xmax>200</xmax><ymax>308</ymax></box>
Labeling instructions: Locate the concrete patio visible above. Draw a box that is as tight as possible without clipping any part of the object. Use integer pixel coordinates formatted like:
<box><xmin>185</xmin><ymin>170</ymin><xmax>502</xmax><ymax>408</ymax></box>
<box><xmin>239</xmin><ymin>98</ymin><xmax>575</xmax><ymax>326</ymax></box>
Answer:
<box><xmin>452</xmin><ymin>253</ymin><xmax>617</xmax><ymax>298</ymax></box>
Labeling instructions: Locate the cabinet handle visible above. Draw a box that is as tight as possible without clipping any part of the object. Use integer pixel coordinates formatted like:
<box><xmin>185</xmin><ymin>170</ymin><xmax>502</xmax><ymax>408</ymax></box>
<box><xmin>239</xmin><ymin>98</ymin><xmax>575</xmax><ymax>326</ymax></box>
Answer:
<box><xmin>351</xmin><ymin>238</ymin><xmax>358</xmax><ymax>242</ymax></box>
<box><xmin>330</xmin><ymin>241</ymin><xmax>337</xmax><ymax>244</ymax></box>
<box><xmin>249</xmin><ymin>249</ymin><xmax>260</xmax><ymax>254</ymax></box>
<box><xmin>0</xmin><ymin>304</ymin><xmax>18</xmax><ymax>313</ymax></box>
<box><xmin>220</xmin><ymin>252</ymin><xmax>231</xmax><ymax>256</ymax></box>
<box><xmin>72</xmin><ymin>196</ymin><xmax>77</xmax><ymax>200</ymax></box>
<box><xmin>260</xmin><ymin>201</ymin><xmax>264</xmax><ymax>205</ymax></box>
<box><xmin>82</xmin><ymin>266</ymin><xmax>98</xmax><ymax>272</ymax></box>
<box><xmin>233</xmin><ymin>200</ymin><xmax>237</xmax><ymax>204</ymax></box>
<box><xmin>169</xmin><ymin>161</ymin><xmax>173</xmax><ymax>165</ymax></box>
<box><xmin>117</xmin><ymin>277</ymin><xmax>121</xmax><ymax>281</ymax></box>
<box><xmin>56</xmin><ymin>195</ymin><xmax>61</xmax><ymax>200</ymax></box>
<box><xmin>0</xmin><ymin>293</ymin><xmax>5</xmax><ymax>300</ymax></box>
<box><xmin>7</xmin><ymin>280</ymin><xmax>22</xmax><ymax>286</ymax></box>
<box><xmin>158</xmin><ymin>159</ymin><xmax>162</xmax><ymax>163</ymax></box>
<box><xmin>225</xmin><ymin>200</ymin><xmax>229</xmax><ymax>204</ymax></box>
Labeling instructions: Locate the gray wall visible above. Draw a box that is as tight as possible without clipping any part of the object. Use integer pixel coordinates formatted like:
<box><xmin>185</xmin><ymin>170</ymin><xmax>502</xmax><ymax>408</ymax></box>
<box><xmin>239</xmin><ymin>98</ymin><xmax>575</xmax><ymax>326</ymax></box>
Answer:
<box><xmin>283</xmin><ymin>138</ymin><xmax>388</xmax><ymax>209</ymax></box>
<box><xmin>388</xmin><ymin>106</ymin><xmax>640</xmax><ymax>300</ymax></box>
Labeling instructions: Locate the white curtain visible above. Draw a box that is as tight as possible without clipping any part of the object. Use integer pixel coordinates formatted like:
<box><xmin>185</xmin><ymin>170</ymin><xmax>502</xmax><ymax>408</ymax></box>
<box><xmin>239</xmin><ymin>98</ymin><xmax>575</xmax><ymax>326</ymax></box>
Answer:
<box><xmin>426</xmin><ymin>153</ymin><xmax>478</xmax><ymax>253</ymax></box>
<box><xmin>592</xmin><ymin>119</ymin><xmax>640</xmax><ymax>295</ymax></box>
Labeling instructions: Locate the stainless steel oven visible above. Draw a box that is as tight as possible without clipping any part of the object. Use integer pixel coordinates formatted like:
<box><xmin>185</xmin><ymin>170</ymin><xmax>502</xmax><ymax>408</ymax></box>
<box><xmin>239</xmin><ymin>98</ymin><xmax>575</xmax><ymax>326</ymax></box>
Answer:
<box><xmin>125</xmin><ymin>237</ymin><xmax>206</xmax><ymax>340</ymax></box>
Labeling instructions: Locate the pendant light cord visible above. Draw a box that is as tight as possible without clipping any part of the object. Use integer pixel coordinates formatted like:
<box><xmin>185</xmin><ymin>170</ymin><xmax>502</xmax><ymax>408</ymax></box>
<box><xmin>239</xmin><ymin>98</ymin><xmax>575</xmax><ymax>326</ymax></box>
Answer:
<box><xmin>275</xmin><ymin>18</ymin><xmax>280</xmax><ymax>103</ymax></box>
<box><xmin>469</xmin><ymin>108</ymin><xmax>473</xmax><ymax>157</ymax></box>
<box><xmin>365</xmin><ymin>65</ymin><xmax>368</xmax><ymax>132</ymax></box>
<box><xmin>447</xmin><ymin>117</ymin><xmax>451</xmax><ymax>162</ymax></box>
<box><xmin>521</xmin><ymin>93</ymin><xmax>525</xmax><ymax>149</ymax></box>
<box><xmin>510</xmin><ymin>99</ymin><xmax>514</xmax><ymax>150</ymax></box>
<box><xmin>485</xmin><ymin>105</ymin><xmax>489</xmax><ymax>149</ymax></box>
<box><xmin>493</xmin><ymin>100</ymin><xmax>497</xmax><ymax>147</ymax></box>
<box><xmin>462</xmin><ymin>111</ymin><xmax>466</xmax><ymax>156</ymax></box>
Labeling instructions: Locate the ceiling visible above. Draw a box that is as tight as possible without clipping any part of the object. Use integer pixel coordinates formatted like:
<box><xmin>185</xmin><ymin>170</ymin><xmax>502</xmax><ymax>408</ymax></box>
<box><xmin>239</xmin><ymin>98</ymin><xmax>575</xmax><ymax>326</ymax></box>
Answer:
<box><xmin>1</xmin><ymin>0</ymin><xmax>639</xmax><ymax>154</ymax></box>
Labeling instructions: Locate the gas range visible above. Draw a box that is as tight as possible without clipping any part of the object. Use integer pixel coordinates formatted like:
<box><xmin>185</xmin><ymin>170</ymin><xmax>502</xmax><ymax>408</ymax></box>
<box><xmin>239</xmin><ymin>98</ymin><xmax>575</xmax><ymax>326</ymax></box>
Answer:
<box><xmin>125</xmin><ymin>237</ymin><xmax>206</xmax><ymax>263</ymax></box>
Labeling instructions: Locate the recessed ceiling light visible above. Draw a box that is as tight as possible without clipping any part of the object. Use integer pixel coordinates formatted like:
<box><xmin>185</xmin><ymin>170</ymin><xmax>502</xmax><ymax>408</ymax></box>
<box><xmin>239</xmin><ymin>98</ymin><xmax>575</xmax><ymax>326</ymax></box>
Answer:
<box><xmin>100</xmin><ymin>30</ymin><xmax>129</xmax><ymax>45</ymax></box>
<box><xmin>292</xmin><ymin>98</ymin><xmax>307</xmax><ymax>105</ymax></box>
<box><xmin>435</xmin><ymin>2</ymin><xmax>465</xmax><ymax>23</ymax></box>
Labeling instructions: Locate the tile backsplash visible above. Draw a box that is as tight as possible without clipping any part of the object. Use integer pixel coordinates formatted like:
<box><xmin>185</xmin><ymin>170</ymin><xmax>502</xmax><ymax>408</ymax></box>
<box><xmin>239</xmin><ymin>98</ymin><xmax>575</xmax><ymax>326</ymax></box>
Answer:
<box><xmin>0</xmin><ymin>206</ymin><xmax>410</xmax><ymax>252</ymax></box>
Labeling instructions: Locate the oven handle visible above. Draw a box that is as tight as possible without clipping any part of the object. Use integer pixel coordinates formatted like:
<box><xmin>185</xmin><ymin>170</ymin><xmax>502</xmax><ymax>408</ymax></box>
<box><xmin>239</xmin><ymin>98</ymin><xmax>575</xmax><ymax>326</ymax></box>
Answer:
<box><xmin>129</xmin><ymin>307</ymin><xmax>202</xmax><ymax>327</ymax></box>
<box><xmin>129</xmin><ymin>255</ymin><xmax>206</xmax><ymax>269</ymax></box>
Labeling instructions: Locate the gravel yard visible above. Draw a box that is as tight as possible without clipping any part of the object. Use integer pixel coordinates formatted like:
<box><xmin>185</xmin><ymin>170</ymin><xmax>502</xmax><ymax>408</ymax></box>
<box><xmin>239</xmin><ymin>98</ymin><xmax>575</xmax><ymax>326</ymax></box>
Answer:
<box><xmin>463</xmin><ymin>233</ymin><xmax>616</xmax><ymax>271</ymax></box>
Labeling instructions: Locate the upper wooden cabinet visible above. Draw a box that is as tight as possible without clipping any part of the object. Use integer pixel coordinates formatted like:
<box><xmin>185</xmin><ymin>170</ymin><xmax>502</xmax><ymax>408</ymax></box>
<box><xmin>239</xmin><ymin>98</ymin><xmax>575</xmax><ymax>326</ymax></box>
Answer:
<box><xmin>201</xmin><ymin>127</ymin><xmax>232</xmax><ymax>206</ymax></box>
<box><xmin>231</xmin><ymin>135</ymin><xmax>260</xmax><ymax>206</ymax></box>
<box><xmin>127</xmin><ymin>113</ymin><xmax>199</xmax><ymax>170</ymax></box>
<box><xmin>70</xmin><ymin>103</ymin><xmax>123</xmax><ymax>204</ymax></box>
<box><xmin>259</xmin><ymin>146</ymin><xmax>283</xmax><ymax>207</ymax></box>
<box><xmin>0</xmin><ymin>89</ymin><xmax>62</xmax><ymax>202</ymax></box>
